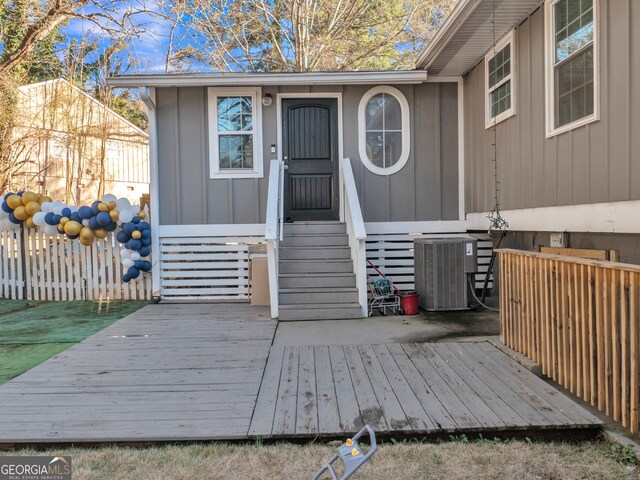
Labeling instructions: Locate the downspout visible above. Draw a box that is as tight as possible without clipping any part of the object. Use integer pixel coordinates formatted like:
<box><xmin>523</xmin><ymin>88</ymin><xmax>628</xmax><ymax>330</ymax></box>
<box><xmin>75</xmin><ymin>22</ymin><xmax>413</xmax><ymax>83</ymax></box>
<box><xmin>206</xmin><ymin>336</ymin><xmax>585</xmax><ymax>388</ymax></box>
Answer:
<box><xmin>457</xmin><ymin>78</ymin><xmax>466</xmax><ymax>223</ymax></box>
<box><xmin>139</xmin><ymin>87</ymin><xmax>161</xmax><ymax>300</ymax></box>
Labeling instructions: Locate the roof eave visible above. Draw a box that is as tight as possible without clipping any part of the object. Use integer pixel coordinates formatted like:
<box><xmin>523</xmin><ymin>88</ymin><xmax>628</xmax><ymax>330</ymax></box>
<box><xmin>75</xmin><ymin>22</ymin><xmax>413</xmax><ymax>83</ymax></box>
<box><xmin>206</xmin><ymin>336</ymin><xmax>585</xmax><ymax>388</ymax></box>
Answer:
<box><xmin>106</xmin><ymin>70</ymin><xmax>429</xmax><ymax>88</ymax></box>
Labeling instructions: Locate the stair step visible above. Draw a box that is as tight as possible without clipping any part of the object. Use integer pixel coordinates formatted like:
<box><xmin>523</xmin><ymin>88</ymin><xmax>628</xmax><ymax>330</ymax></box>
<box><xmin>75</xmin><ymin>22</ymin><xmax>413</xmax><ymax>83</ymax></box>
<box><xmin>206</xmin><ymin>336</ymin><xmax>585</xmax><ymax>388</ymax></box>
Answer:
<box><xmin>281</xmin><ymin>233</ymin><xmax>349</xmax><ymax>248</ymax></box>
<box><xmin>279</xmin><ymin>287</ymin><xmax>359</xmax><ymax>305</ymax></box>
<box><xmin>279</xmin><ymin>273</ymin><xmax>356</xmax><ymax>289</ymax></box>
<box><xmin>280</xmin><ymin>246</ymin><xmax>351</xmax><ymax>260</ymax></box>
<box><xmin>284</xmin><ymin>223</ymin><xmax>346</xmax><ymax>234</ymax></box>
<box><xmin>279</xmin><ymin>303</ymin><xmax>364</xmax><ymax>321</ymax></box>
<box><xmin>279</xmin><ymin>259</ymin><xmax>354</xmax><ymax>274</ymax></box>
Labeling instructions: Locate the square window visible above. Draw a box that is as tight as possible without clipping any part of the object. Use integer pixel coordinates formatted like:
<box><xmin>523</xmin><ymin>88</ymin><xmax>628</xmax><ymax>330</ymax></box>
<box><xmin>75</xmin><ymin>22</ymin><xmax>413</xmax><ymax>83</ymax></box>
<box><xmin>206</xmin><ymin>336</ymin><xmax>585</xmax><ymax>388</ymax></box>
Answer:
<box><xmin>485</xmin><ymin>31</ymin><xmax>515</xmax><ymax>127</ymax></box>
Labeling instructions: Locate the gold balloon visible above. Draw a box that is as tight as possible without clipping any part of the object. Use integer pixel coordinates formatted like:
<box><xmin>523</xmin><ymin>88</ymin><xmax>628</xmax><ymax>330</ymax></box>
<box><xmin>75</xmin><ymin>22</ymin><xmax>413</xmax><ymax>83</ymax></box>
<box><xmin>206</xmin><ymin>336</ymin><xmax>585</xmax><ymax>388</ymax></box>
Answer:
<box><xmin>108</xmin><ymin>201</ymin><xmax>117</xmax><ymax>210</ymax></box>
<box><xmin>94</xmin><ymin>228</ymin><xmax>109</xmax><ymax>239</ymax></box>
<box><xmin>137</xmin><ymin>211</ymin><xmax>146</xmax><ymax>220</ymax></box>
<box><xmin>63</xmin><ymin>220</ymin><xmax>82</xmax><ymax>236</ymax></box>
<box><xmin>57</xmin><ymin>224</ymin><xmax>65</xmax><ymax>233</ymax></box>
<box><xmin>109</xmin><ymin>210</ymin><xmax>119</xmax><ymax>221</ymax></box>
<box><xmin>98</xmin><ymin>202</ymin><xmax>109</xmax><ymax>212</ymax></box>
<box><xmin>25</xmin><ymin>201</ymin><xmax>40</xmax><ymax>216</ymax></box>
<box><xmin>6</xmin><ymin>194</ymin><xmax>22</xmax><ymax>210</ymax></box>
<box><xmin>21</xmin><ymin>191</ymin><xmax>38</xmax><ymax>205</ymax></box>
<box><xmin>79</xmin><ymin>227</ymin><xmax>95</xmax><ymax>241</ymax></box>
<box><xmin>59</xmin><ymin>216</ymin><xmax>69</xmax><ymax>225</ymax></box>
<box><xmin>131</xmin><ymin>230</ymin><xmax>142</xmax><ymax>240</ymax></box>
<box><xmin>80</xmin><ymin>236</ymin><xmax>94</xmax><ymax>246</ymax></box>
<box><xmin>26</xmin><ymin>216</ymin><xmax>37</xmax><ymax>229</ymax></box>
<box><xmin>13</xmin><ymin>206</ymin><xmax>28</xmax><ymax>221</ymax></box>
<box><xmin>38</xmin><ymin>195</ymin><xmax>52</xmax><ymax>204</ymax></box>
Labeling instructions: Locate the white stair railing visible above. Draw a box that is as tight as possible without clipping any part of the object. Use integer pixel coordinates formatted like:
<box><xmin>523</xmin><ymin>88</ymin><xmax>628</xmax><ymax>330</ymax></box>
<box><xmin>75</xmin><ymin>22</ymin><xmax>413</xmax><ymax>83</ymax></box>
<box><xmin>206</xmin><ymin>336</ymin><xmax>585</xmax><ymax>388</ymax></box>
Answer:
<box><xmin>341</xmin><ymin>158</ymin><xmax>368</xmax><ymax>317</ymax></box>
<box><xmin>265</xmin><ymin>159</ymin><xmax>285</xmax><ymax>318</ymax></box>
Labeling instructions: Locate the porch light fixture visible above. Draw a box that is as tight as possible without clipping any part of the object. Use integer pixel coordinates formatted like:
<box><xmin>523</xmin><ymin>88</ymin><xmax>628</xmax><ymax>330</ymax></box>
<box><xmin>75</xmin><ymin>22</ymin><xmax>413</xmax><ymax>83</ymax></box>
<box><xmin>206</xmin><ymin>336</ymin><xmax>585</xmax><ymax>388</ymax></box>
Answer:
<box><xmin>261</xmin><ymin>93</ymin><xmax>273</xmax><ymax>107</ymax></box>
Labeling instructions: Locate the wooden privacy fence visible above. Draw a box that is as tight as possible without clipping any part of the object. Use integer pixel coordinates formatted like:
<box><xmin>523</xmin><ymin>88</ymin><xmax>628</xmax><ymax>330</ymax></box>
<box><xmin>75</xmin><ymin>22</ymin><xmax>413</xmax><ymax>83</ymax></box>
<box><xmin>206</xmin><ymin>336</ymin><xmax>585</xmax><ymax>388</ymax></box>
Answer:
<box><xmin>0</xmin><ymin>226</ymin><xmax>151</xmax><ymax>301</ymax></box>
<box><xmin>498</xmin><ymin>248</ymin><xmax>640</xmax><ymax>433</ymax></box>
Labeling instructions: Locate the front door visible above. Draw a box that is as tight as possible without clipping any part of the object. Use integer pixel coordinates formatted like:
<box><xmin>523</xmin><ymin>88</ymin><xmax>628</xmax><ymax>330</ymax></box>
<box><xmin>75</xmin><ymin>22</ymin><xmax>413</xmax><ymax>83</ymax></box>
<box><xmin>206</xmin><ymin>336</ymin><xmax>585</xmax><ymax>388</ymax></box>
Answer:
<box><xmin>282</xmin><ymin>98</ymin><xmax>339</xmax><ymax>222</ymax></box>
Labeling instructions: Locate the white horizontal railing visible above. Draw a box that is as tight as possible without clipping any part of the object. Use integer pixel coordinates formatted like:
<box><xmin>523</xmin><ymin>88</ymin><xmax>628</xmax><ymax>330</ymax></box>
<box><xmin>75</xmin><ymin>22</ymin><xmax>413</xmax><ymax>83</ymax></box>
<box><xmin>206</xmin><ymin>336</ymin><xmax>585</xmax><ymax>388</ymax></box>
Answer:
<box><xmin>341</xmin><ymin>158</ymin><xmax>368</xmax><ymax>317</ymax></box>
<box><xmin>265</xmin><ymin>159</ymin><xmax>285</xmax><ymax>318</ymax></box>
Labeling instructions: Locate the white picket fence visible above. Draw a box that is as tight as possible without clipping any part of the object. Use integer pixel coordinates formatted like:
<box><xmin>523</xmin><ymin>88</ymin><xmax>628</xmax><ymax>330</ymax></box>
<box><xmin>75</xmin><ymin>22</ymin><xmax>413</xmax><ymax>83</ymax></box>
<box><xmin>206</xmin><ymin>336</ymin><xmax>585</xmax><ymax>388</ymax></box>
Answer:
<box><xmin>0</xmin><ymin>226</ymin><xmax>151</xmax><ymax>301</ymax></box>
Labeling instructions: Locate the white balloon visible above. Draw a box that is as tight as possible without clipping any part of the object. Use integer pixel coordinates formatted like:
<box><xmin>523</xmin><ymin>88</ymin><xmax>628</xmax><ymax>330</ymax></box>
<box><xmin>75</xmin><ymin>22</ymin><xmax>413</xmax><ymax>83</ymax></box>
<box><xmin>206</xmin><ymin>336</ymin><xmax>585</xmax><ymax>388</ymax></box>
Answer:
<box><xmin>40</xmin><ymin>202</ymin><xmax>51</xmax><ymax>213</ymax></box>
<box><xmin>44</xmin><ymin>224</ymin><xmax>58</xmax><ymax>236</ymax></box>
<box><xmin>129</xmin><ymin>204</ymin><xmax>141</xmax><ymax>213</ymax></box>
<box><xmin>130</xmin><ymin>252</ymin><xmax>141</xmax><ymax>261</ymax></box>
<box><xmin>121</xmin><ymin>249</ymin><xmax>132</xmax><ymax>259</ymax></box>
<box><xmin>122</xmin><ymin>258</ymin><xmax>135</xmax><ymax>268</ymax></box>
<box><xmin>69</xmin><ymin>205</ymin><xmax>79</xmax><ymax>213</ymax></box>
<box><xmin>119</xmin><ymin>209</ymin><xmax>134</xmax><ymax>223</ymax></box>
<box><xmin>33</xmin><ymin>211</ymin><xmax>46</xmax><ymax>227</ymax></box>
<box><xmin>116</xmin><ymin>198</ymin><xmax>131</xmax><ymax>211</ymax></box>
<box><xmin>82</xmin><ymin>219</ymin><xmax>90</xmax><ymax>227</ymax></box>
<box><xmin>102</xmin><ymin>194</ymin><xmax>117</xmax><ymax>204</ymax></box>
<box><xmin>52</xmin><ymin>206</ymin><xmax>63</xmax><ymax>215</ymax></box>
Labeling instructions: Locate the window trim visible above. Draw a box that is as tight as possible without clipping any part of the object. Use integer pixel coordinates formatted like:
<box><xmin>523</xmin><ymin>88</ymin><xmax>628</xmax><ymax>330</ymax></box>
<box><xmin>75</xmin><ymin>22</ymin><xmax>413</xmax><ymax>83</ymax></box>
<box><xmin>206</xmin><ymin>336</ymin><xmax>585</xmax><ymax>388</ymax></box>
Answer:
<box><xmin>358</xmin><ymin>85</ymin><xmax>410</xmax><ymax>176</ymax></box>
<box><xmin>544</xmin><ymin>0</ymin><xmax>600</xmax><ymax>138</ymax></box>
<box><xmin>485</xmin><ymin>30</ymin><xmax>516</xmax><ymax>129</ymax></box>
<box><xmin>208</xmin><ymin>87</ymin><xmax>263</xmax><ymax>179</ymax></box>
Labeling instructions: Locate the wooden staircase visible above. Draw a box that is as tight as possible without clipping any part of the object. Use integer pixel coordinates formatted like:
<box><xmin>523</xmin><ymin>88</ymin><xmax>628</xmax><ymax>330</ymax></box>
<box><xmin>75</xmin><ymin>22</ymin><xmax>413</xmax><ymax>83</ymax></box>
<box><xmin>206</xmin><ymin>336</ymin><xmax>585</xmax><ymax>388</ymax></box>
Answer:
<box><xmin>277</xmin><ymin>223</ymin><xmax>363</xmax><ymax>321</ymax></box>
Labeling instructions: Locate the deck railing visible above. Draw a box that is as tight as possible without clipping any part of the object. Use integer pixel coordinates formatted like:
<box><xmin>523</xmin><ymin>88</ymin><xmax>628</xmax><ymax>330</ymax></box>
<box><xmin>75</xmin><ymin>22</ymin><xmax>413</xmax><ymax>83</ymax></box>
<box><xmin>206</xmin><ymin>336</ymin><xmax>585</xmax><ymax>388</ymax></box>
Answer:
<box><xmin>497</xmin><ymin>248</ymin><xmax>640</xmax><ymax>433</ymax></box>
<box><xmin>341</xmin><ymin>158</ymin><xmax>368</xmax><ymax>316</ymax></box>
<box><xmin>265</xmin><ymin>159</ymin><xmax>285</xmax><ymax>318</ymax></box>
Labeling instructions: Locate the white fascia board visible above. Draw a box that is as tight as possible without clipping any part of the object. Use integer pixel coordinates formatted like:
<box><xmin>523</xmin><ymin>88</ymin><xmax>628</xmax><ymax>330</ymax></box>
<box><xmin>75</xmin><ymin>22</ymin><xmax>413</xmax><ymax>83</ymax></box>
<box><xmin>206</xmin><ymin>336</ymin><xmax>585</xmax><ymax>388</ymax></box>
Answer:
<box><xmin>466</xmin><ymin>200</ymin><xmax>640</xmax><ymax>234</ymax></box>
<box><xmin>107</xmin><ymin>70</ymin><xmax>429</xmax><ymax>88</ymax></box>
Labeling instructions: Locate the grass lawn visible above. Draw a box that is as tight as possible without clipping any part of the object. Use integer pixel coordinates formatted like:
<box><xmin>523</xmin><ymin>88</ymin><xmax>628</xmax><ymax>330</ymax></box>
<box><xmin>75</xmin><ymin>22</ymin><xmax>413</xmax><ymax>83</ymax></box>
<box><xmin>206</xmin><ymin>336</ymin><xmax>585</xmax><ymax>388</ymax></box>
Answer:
<box><xmin>0</xmin><ymin>299</ymin><xmax>147</xmax><ymax>385</ymax></box>
<box><xmin>14</xmin><ymin>439</ymin><xmax>637</xmax><ymax>479</ymax></box>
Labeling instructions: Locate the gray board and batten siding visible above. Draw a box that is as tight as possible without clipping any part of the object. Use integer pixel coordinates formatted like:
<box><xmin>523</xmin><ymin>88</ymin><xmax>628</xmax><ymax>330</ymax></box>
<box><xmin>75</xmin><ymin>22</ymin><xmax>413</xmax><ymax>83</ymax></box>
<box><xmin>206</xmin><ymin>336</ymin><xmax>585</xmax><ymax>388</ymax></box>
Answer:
<box><xmin>155</xmin><ymin>82</ymin><xmax>459</xmax><ymax>225</ymax></box>
<box><xmin>464</xmin><ymin>2</ymin><xmax>640</xmax><ymax>215</ymax></box>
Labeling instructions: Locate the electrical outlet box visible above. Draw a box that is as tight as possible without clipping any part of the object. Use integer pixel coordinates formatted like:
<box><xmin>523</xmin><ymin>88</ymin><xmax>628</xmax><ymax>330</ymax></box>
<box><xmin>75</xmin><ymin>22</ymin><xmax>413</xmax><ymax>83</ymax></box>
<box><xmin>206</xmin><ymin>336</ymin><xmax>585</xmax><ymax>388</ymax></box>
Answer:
<box><xmin>550</xmin><ymin>232</ymin><xmax>567</xmax><ymax>248</ymax></box>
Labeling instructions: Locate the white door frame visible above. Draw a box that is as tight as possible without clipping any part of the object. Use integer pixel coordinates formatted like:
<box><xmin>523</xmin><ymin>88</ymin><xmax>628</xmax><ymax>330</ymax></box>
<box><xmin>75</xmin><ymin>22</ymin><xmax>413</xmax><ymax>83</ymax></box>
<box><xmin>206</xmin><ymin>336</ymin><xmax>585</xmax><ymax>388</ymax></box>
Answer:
<box><xmin>276</xmin><ymin>92</ymin><xmax>345</xmax><ymax>221</ymax></box>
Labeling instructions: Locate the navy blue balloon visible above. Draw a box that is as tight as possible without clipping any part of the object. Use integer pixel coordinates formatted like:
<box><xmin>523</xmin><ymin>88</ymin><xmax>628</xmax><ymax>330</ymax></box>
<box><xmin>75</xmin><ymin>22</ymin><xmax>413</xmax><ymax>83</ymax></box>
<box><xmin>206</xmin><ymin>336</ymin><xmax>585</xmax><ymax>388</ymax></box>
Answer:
<box><xmin>8</xmin><ymin>212</ymin><xmax>20</xmax><ymax>224</ymax></box>
<box><xmin>126</xmin><ymin>239</ymin><xmax>142</xmax><ymax>251</ymax></box>
<box><xmin>122</xmin><ymin>274</ymin><xmax>131</xmax><ymax>283</ymax></box>
<box><xmin>70</xmin><ymin>212</ymin><xmax>81</xmax><ymax>222</ymax></box>
<box><xmin>88</xmin><ymin>217</ymin><xmax>100</xmax><ymax>230</ymax></box>
<box><xmin>123</xmin><ymin>222</ymin><xmax>136</xmax><ymax>234</ymax></box>
<box><xmin>5</xmin><ymin>192</ymin><xmax>14</xmax><ymax>197</ymax></box>
<box><xmin>127</xmin><ymin>266</ymin><xmax>140</xmax><ymax>279</ymax></box>
<box><xmin>138</xmin><ymin>222</ymin><xmax>151</xmax><ymax>231</ymax></box>
<box><xmin>91</xmin><ymin>201</ymin><xmax>101</xmax><ymax>215</ymax></box>
<box><xmin>104</xmin><ymin>221</ymin><xmax>117</xmax><ymax>232</ymax></box>
<box><xmin>141</xmin><ymin>260</ymin><xmax>152</xmax><ymax>272</ymax></box>
<box><xmin>96</xmin><ymin>211</ymin><xmax>111</xmax><ymax>226</ymax></box>
<box><xmin>141</xmin><ymin>237</ymin><xmax>151</xmax><ymax>247</ymax></box>
<box><xmin>16</xmin><ymin>191</ymin><xmax>24</xmax><ymax>196</ymax></box>
<box><xmin>61</xmin><ymin>207</ymin><xmax>71</xmax><ymax>217</ymax></box>
<box><xmin>44</xmin><ymin>212</ymin><xmax>56</xmax><ymax>225</ymax></box>
<box><xmin>135</xmin><ymin>260</ymin><xmax>145</xmax><ymax>269</ymax></box>
<box><xmin>132</xmin><ymin>216</ymin><xmax>141</xmax><ymax>225</ymax></box>
<box><xmin>138</xmin><ymin>246</ymin><xmax>151</xmax><ymax>257</ymax></box>
<box><xmin>1</xmin><ymin>201</ymin><xmax>11</xmax><ymax>213</ymax></box>
<box><xmin>78</xmin><ymin>206</ymin><xmax>93</xmax><ymax>219</ymax></box>
<box><xmin>68</xmin><ymin>234</ymin><xmax>79</xmax><ymax>240</ymax></box>
<box><xmin>141</xmin><ymin>229</ymin><xmax>151</xmax><ymax>239</ymax></box>
<box><xmin>52</xmin><ymin>214</ymin><xmax>62</xmax><ymax>224</ymax></box>
<box><xmin>116</xmin><ymin>230</ymin><xmax>130</xmax><ymax>243</ymax></box>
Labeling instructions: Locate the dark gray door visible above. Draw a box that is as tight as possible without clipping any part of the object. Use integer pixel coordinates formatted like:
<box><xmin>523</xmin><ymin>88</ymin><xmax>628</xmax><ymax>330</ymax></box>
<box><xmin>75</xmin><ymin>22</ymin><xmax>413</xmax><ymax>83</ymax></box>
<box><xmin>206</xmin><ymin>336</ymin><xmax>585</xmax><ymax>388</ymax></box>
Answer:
<box><xmin>283</xmin><ymin>98</ymin><xmax>339</xmax><ymax>222</ymax></box>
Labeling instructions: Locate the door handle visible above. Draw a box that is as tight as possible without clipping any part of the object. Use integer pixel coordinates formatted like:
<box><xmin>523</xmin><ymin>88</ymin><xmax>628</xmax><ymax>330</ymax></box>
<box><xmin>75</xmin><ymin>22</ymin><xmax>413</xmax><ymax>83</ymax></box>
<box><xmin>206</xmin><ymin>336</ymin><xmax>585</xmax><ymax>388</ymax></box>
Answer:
<box><xmin>283</xmin><ymin>164</ymin><xmax>289</xmax><ymax>170</ymax></box>
<box><xmin>283</xmin><ymin>155</ymin><xmax>288</xmax><ymax>161</ymax></box>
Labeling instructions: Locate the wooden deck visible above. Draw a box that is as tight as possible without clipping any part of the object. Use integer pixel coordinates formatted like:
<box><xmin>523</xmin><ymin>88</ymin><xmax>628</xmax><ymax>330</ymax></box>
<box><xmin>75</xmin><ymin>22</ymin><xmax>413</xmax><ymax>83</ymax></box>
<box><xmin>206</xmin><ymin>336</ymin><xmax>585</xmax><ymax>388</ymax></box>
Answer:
<box><xmin>249</xmin><ymin>342</ymin><xmax>603</xmax><ymax>438</ymax></box>
<box><xmin>0</xmin><ymin>304</ymin><xmax>602</xmax><ymax>444</ymax></box>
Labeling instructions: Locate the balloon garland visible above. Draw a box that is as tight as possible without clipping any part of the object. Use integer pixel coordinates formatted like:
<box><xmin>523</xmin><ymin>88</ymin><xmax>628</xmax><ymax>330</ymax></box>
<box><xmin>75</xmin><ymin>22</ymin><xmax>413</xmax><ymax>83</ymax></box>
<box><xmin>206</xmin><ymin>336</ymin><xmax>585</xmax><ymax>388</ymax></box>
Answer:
<box><xmin>0</xmin><ymin>191</ymin><xmax>151</xmax><ymax>283</ymax></box>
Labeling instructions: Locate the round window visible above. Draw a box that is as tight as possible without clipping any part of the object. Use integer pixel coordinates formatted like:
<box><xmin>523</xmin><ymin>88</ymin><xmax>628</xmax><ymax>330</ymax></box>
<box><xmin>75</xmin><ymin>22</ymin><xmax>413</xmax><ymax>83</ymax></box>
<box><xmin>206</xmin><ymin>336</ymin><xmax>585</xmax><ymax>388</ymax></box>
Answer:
<box><xmin>358</xmin><ymin>86</ymin><xmax>410</xmax><ymax>175</ymax></box>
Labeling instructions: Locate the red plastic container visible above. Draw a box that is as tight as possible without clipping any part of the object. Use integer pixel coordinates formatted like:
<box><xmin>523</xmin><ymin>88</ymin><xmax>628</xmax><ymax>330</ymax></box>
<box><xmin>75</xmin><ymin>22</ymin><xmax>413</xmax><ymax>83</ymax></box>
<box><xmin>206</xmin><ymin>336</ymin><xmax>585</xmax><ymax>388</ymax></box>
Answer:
<box><xmin>399</xmin><ymin>291</ymin><xmax>420</xmax><ymax>315</ymax></box>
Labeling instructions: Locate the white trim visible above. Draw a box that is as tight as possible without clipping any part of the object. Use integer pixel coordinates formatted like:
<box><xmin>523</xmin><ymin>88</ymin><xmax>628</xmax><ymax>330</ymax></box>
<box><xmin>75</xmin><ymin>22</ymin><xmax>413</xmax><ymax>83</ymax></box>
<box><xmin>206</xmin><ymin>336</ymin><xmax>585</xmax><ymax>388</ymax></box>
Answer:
<box><xmin>108</xmin><ymin>71</ymin><xmax>428</xmax><ymax>88</ymax></box>
<box><xmin>158</xmin><ymin>223</ymin><xmax>265</xmax><ymax>238</ymax></box>
<box><xmin>544</xmin><ymin>0</ymin><xmax>600</xmax><ymax>137</ymax></box>
<box><xmin>485</xmin><ymin>30</ymin><xmax>516</xmax><ymax>128</ymax></box>
<box><xmin>365</xmin><ymin>220</ymin><xmax>468</xmax><ymax>235</ymax></box>
<box><xmin>139</xmin><ymin>87</ymin><xmax>160</xmax><ymax>298</ymax></box>
<box><xmin>208</xmin><ymin>87</ymin><xmax>263</xmax><ymax>179</ymax></box>
<box><xmin>357</xmin><ymin>86</ymin><xmax>411</xmax><ymax>176</ymax></box>
<box><xmin>276</xmin><ymin>92</ymin><xmax>345</xmax><ymax>220</ymax></box>
<box><xmin>466</xmin><ymin>200</ymin><xmax>640</xmax><ymax>234</ymax></box>
<box><xmin>457</xmin><ymin>79</ymin><xmax>465</xmax><ymax>221</ymax></box>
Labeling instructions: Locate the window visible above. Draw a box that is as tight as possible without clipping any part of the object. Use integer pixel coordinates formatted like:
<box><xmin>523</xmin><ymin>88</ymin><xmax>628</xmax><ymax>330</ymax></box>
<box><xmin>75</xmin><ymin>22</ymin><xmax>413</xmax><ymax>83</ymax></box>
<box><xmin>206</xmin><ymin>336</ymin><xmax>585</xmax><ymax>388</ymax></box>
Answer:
<box><xmin>485</xmin><ymin>31</ymin><xmax>516</xmax><ymax>127</ymax></box>
<box><xmin>358</xmin><ymin>86</ymin><xmax>410</xmax><ymax>176</ymax></box>
<box><xmin>208</xmin><ymin>87</ymin><xmax>263</xmax><ymax>178</ymax></box>
<box><xmin>545</xmin><ymin>0</ymin><xmax>598</xmax><ymax>136</ymax></box>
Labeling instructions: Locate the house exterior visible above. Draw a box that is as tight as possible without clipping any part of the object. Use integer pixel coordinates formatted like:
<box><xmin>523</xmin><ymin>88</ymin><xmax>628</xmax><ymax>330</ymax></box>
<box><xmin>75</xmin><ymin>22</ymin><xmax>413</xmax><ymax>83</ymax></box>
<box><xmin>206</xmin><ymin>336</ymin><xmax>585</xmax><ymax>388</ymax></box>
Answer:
<box><xmin>108</xmin><ymin>0</ymin><xmax>630</xmax><ymax>319</ymax></box>
<box><xmin>12</xmin><ymin>79</ymin><xmax>149</xmax><ymax>205</ymax></box>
